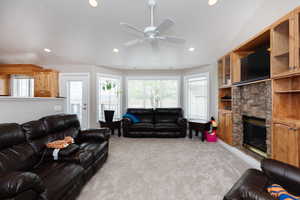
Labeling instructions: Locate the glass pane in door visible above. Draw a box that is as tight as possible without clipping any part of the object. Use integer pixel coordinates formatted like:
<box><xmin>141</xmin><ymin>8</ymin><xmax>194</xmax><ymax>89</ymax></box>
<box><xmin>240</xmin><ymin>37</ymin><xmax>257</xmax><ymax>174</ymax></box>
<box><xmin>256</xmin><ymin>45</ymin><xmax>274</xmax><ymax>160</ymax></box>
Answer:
<box><xmin>68</xmin><ymin>81</ymin><xmax>83</xmax><ymax>123</ymax></box>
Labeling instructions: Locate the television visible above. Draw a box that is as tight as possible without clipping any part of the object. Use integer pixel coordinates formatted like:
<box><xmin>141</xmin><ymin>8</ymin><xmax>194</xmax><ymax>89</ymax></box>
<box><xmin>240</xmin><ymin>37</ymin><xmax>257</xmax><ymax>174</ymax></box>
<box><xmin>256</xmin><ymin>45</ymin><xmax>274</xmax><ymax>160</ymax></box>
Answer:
<box><xmin>239</xmin><ymin>44</ymin><xmax>270</xmax><ymax>83</ymax></box>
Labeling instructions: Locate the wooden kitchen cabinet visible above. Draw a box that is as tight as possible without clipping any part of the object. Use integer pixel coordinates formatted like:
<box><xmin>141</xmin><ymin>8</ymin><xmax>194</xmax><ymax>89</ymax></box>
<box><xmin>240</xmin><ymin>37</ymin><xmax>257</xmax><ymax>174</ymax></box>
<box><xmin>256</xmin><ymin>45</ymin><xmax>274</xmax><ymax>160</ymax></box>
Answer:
<box><xmin>34</xmin><ymin>70</ymin><xmax>59</xmax><ymax>97</ymax></box>
<box><xmin>272</xmin><ymin>121</ymin><xmax>300</xmax><ymax>167</ymax></box>
<box><xmin>0</xmin><ymin>75</ymin><xmax>10</xmax><ymax>96</ymax></box>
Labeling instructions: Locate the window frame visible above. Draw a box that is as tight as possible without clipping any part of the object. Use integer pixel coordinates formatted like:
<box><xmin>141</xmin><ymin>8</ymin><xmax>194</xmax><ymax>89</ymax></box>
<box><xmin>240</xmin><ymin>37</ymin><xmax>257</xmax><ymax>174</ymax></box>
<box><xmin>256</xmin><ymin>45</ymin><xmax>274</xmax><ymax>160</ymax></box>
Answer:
<box><xmin>184</xmin><ymin>72</ymin><xmax>210</xmax><ymax>121</ymax></box>
<box><xmin>125</xmin><ymin>76</ymin><xmax>181</xmax><ymax>109</ymax></box>
<box><xmin>96</xmin><ymin>73</ymin><xmax>122</xmax><ymax>122</ymax></box>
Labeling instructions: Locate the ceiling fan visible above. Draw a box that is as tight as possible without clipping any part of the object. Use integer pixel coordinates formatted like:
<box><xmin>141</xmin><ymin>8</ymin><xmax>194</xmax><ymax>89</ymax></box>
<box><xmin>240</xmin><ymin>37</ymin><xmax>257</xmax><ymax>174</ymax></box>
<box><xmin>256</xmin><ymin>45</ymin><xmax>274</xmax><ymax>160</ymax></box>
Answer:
<box><xmin>120</xmin><ymin>0</ymin><xmax>186</xmax><ymax>47</ymax></box>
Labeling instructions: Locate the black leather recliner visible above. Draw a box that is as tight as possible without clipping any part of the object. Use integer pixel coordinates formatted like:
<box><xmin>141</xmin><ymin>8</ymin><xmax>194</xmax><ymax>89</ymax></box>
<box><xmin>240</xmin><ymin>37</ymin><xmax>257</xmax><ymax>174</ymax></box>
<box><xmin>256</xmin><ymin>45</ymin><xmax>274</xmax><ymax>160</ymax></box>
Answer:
<box><xmin>123</xmin><ymin>108</ymin><xmax>187</xmax><ymax>138</ymax></box>
<box><xmin>224</xmin><ymin>159</ymin><xmax>300</xmax><ymax>200</ymax></box>
<box><xmin>0</xmin><ymin>114</ymin><xmax>110</xmax><ymax>200</ymax></box>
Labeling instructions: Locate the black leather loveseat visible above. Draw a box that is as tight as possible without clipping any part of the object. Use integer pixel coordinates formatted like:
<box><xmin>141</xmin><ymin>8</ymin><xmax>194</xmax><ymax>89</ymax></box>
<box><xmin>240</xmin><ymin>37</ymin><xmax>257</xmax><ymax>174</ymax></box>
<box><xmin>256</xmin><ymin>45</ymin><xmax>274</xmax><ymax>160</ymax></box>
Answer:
<box><xmin>122</xmin><ymin>108</ymin><xmax>187</xmax><ymax>138</ymax></box>
<box><xmin>224</xmin><ymin>159</ymin><xmax>300</xmax><ymax>200</ymax></box>
<box><xmin>0</xmin><ymin>114</ymin><xmax>110</xmax><ymax>200</ymax></box>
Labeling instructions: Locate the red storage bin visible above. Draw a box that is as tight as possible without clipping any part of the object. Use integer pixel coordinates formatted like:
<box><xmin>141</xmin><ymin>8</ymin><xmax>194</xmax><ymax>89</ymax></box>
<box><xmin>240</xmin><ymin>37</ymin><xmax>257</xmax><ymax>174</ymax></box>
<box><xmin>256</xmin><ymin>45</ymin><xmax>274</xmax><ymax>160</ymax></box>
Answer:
<box><xmin>205</xmin><ymin>131</ymin><xmax>217</xmax><ymax>142</ymax></box>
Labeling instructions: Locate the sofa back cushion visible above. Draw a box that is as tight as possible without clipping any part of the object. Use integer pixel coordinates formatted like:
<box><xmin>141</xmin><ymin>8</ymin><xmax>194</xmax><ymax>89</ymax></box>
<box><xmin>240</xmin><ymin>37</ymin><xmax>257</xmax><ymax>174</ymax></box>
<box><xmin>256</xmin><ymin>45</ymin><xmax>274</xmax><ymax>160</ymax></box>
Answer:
<box><xmin>22</xmin><ymin>114</ymin><xmax>80</xmax><ymax>154</ymax></box>
<box><xmin>127</xmin><ymin>109</ymin><xmax>154</xmax><ymax>123</ymax></box>
<box><xmin>0</xmin><ymin>123</ymin><xmax>37</xmax><ymax>173</ymax></box>
<box><xmin>154</xmin><ymin>108</ymin><xmax>183</xmax><ymax>123</ymax></box>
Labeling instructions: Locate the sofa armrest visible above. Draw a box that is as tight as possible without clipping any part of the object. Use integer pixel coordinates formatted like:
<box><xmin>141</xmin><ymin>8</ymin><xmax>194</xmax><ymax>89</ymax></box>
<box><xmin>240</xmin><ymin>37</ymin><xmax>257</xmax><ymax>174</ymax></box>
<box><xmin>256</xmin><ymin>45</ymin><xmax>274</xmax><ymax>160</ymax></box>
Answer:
<box><xmin>122</xmin><ymin>118</ymin><xmax>132</xmax><ymax>128</ymax></box>
<box><xmin>240</xmin><ymin>186</ymin><xmax>275</xmax><ymax>200</ymax></box>
<box><xmin>0</xmin><ymin>172</ymin><xmax>46</xmax><ymax>199</ymax></box>
<box><xmin>261</xmin><ymin>159</ymin><xmax>300</xmax><ymax>195</ymax></box>
<box><xmin>79</xmin><ymin>128</ymin><xmax>110</xmax><ymax>143</ymax></box>
<box><xmin>177</xmin><ymin>118</ymin><xmax>187</xmax><ymax>128</ymax></box>
<box><xmin>224</xmin><ymin>169</ymin><xmax>270</xmax><ymax>200</ymax></box>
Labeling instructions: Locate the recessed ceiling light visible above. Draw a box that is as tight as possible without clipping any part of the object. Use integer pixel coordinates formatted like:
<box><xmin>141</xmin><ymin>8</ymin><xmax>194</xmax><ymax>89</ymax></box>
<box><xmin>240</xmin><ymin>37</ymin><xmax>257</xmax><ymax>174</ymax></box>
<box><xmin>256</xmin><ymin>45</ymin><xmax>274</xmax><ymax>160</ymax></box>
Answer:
<box><xmin>208</xmin><ymin>0</ymin><xmax>218</xmax><ymax>6</ymax></box>
<box><xmin>44</xmin><ymin>48</ymin><xmax>51</xmax><ymax>53</ymax></box>
<box><xmin>113</xmin><ymin>48</ymin><xmax>119</xmax><ymax>53</ymax></box>
<box><xmin>189</xmin><ymin>47</ymin><xmax>195</xmax><ymax>52</ymax></box>
<box><xmin>89</xmin><ymin>0</ymin><xmax>98</xmax><ymax>7</ymax></box>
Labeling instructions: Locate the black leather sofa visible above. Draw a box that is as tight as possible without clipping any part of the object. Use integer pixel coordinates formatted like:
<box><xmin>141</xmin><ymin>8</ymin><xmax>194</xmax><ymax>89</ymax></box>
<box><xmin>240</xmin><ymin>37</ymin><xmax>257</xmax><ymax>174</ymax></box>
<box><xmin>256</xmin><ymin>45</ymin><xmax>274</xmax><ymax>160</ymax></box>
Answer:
<box><xmin>224</xmin><ymin>159</ymin><xmax>300</xmax><ymax>200</ymax></box>
<box><xmin>122</xmin><ymin>108</ymin><xmax>187</xmax><ymax>138</ymax></box>
<box><xmin>0</xmin><ymin>114</ymin><xmax>110</xmax><ymax>200</ymax></box>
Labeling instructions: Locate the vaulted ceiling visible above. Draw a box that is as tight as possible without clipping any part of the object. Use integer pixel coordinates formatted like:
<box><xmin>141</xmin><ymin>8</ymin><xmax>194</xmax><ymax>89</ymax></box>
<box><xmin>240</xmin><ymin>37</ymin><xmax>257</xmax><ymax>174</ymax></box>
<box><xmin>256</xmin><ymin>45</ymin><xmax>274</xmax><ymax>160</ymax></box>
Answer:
<box><xmin>0</xmin><ymin>0</ymin><xmax>299</xmax><ymax>69</ymax></box>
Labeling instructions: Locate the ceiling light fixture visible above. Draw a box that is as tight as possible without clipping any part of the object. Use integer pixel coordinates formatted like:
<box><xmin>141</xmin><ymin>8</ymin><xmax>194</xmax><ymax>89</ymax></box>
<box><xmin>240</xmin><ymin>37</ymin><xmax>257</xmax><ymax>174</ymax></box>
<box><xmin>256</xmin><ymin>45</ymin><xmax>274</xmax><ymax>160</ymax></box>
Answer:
<box><xmin>89</xmin><ymin>0</ymin><xmax>98</xmax><ymax>8</ymax></box>
<box><xmin>208</xmin><ymin>0</ymin><xmax>218</xmax><ymax>6</ymax></box>
<box><xmin>113</xmin><ymin>48</ymin><xmax>119</xmax><ymax>53</ymax></box>
<box><xmin>44</xmin><ymin>48</ymin><xmax>51</xmax><ymax>53</ymax></box>
<box><xmin>188</xmin><ymin>47</ymin><xmax>195</xmax><ymax>52</ymax></box>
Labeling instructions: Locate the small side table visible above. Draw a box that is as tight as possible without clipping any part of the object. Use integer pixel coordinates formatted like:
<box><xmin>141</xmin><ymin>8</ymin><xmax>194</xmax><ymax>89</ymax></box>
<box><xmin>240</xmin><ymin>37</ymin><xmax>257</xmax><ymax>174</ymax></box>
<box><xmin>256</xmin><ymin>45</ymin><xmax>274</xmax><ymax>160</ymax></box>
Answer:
<box><xmin>99</xmin><ymin>120</ymin><xmax>122</xmax><ymax>137</ymax></box>
<box><xmin>188</xmin><ymin>120</ymin><xmax>210</xmax><ymax>141</ymax></box>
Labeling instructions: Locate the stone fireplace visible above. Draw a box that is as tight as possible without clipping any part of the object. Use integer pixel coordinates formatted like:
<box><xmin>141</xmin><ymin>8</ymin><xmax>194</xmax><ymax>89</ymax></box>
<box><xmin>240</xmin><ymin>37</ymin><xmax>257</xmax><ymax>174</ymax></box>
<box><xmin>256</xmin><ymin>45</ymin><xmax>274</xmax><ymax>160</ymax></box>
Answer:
<box><xmin>232</xmin><ymin>81</ymin><xmax>272</xmax><ymax>158</ymax></box>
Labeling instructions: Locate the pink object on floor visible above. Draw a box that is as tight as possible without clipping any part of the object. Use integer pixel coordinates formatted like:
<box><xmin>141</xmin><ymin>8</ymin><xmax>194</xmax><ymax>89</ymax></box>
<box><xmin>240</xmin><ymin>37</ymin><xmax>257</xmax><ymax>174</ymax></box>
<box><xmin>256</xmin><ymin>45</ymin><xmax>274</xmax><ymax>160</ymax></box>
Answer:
<box><xmin>205</xmin><ymin>131</ymin><xmax>218</xmax><ymax>142</ymax></box>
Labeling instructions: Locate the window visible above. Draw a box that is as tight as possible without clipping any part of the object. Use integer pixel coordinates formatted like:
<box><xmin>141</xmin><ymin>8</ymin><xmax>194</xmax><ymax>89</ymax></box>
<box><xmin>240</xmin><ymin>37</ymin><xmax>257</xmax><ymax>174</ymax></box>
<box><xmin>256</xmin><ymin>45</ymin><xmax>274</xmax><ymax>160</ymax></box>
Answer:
<box><xmin>97</xmin><ymin>74</ymin><xmax>122</xmax><ymax>121</ymax></box>
<box><xmin>127</xmin><ymin>78</ymin><xmax>180</xmax><ymax>108</ymax></box>
<box><xmin>185</xmin><ymin>73</ymin><xmax>209</xmax><ymax>120</ymax></box>
<box><xmin>11</xmin><ymin>75</ymin><xmax>34</xmax><ymax>97</ymax></box>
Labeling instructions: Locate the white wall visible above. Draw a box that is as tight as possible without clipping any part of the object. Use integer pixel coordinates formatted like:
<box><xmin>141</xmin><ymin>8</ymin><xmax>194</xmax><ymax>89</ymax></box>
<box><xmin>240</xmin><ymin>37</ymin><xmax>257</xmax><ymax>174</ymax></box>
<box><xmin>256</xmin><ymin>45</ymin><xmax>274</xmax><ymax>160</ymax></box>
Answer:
<box><xmin>0</xmin><ymin>97</ymin><xmax>65</xmax><ymax>124</ymax></box>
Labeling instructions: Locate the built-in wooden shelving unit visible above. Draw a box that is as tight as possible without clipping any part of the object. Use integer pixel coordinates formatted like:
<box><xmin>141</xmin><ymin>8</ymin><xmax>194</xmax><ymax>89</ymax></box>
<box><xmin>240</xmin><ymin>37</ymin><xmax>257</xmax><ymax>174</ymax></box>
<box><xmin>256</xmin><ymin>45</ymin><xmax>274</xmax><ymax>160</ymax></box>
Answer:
<box><xmin>218</xmin><ymin>6</ymin><xmax>300</xmax><ymax>166</ymax></box>
<box><xmin>218</xmin><ymin>54</ymin><xmax>233</xmax><ymax>145</ymax></box>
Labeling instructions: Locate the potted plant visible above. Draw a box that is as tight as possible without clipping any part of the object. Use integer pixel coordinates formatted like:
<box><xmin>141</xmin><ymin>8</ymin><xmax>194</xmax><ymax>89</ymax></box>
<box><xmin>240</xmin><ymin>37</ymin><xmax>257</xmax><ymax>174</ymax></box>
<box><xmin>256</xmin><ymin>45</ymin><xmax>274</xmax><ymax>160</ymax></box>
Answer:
<box><xmin>102</xmin><ymin>80</ymin><xmax>117</xmax><ymax>122</ymax></box>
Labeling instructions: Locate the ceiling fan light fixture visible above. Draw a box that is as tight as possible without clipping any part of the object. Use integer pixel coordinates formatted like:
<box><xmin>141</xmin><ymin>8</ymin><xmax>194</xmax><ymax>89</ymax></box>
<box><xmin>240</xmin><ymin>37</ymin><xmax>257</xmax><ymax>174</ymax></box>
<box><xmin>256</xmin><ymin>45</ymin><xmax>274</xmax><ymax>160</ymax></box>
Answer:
<box><xmin>113</xmin><ymin>48</ymin><xmax>119</xmax><ymax>53</ymax></box>
<box><xmin>208</xmin><ymin>0</ymin><xmax>218</xmax><ymax>6</ymax></box>
<box><xmin>89</xmin><ymin>0</ymin><xmax>98</xmax><ymax>8</ymax></box>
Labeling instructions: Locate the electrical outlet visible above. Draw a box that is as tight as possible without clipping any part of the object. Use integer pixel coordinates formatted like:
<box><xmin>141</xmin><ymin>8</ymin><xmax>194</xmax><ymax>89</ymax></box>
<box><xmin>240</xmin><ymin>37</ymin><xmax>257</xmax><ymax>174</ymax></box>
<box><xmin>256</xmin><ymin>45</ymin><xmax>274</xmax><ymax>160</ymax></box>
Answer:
<box><xmin>54</xmin><ymin>105</ymin><xmax>62</xmax><ymax>112</ymax></box>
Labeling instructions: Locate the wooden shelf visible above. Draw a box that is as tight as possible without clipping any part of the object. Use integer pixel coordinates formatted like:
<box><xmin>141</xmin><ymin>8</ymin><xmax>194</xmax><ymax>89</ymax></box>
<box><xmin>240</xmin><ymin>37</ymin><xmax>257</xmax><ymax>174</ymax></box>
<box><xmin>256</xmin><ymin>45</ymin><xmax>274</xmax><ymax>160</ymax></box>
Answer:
<box><xmin>221</xmin><ymin>99</ymin><xmax>232</xmax><ymax>102</ymax></box>
<box><xmin>233</xmin><ymin>79</ymin><xmax>271</xmax><ymax>87</ymax></box>
<box><xmin>272</xmin><ymin>71</ymin><xmax>300</xmax><ymax>80</ymax></box>
<box><xmin>275</xmin><ymin>90</ymin><xmax>300</xmax><ymax>94</ymax></box>
<box><xmin>218</xmin><ymin>109</ymin><xmax>232</xmax><ymax>113</ymax></box>
<box><xmin>273</xmin><ymin>50</ymin><xmax>289</xmax><ymax>57</ymax></box>
<box><xmin>273</xmin><ymin>118</ymin><xmax>300</xmax><ymax>128</ymax></box>
<box><xmin>219</xmin><ymin>85</ymin><xmax>232</xmax><ymax>89</ymax></box>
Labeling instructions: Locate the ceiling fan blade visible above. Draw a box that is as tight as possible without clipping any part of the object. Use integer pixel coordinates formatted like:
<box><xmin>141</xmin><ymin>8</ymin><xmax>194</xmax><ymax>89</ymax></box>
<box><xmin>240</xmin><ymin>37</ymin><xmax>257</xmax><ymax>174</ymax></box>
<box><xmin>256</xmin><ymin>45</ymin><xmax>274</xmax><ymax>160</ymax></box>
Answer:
<box><xmin>120</xmin><ymin>22</ymin><xmax>144</xmax><ymax>34</ymax></box>
<box><xmin>157</xmin><ymin>36</ymin><xmax>186</xmax><ymax>44</ymax></box>
<box><xmin>123</xmin><ymin>39</ymin><xmax>144</xmax><ymax>47</ymax></box>
<box><xmin>155</xmin><ymin>18</ymin><xmax>175</xmax><ymax>34</ymax></box>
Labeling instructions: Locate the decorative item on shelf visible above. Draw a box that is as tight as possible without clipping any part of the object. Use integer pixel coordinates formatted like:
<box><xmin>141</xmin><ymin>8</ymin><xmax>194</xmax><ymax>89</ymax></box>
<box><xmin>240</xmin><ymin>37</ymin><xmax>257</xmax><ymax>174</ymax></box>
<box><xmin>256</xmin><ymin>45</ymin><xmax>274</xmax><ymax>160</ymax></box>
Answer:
<box><xmin>102</xmin><ymin>80</ymin><xmax>116</xmax><ymax>122</ymax></box>
<box><xmin>205</xmin><ymin>117</ymin><xmax>218</xmax><ymax>142</ymax></box>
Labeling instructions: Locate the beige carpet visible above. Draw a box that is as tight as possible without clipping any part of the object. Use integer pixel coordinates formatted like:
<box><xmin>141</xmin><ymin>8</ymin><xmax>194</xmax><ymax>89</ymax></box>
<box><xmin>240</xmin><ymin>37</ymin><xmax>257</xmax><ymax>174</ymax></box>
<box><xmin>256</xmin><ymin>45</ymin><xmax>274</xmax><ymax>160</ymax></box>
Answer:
<box><xmin>78</xmin><ymin>137</ymin><xmax>251</xmax><ymax>200</ymax></box>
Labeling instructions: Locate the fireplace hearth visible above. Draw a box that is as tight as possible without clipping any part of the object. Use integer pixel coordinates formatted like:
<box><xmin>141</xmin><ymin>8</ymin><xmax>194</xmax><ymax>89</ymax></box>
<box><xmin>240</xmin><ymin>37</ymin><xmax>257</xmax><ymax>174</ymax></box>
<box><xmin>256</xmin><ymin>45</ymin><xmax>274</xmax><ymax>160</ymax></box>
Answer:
<box><xmin>243</xmin><ymin>116</ymin><xmax>267</xmax><ymax>157</ymax></box>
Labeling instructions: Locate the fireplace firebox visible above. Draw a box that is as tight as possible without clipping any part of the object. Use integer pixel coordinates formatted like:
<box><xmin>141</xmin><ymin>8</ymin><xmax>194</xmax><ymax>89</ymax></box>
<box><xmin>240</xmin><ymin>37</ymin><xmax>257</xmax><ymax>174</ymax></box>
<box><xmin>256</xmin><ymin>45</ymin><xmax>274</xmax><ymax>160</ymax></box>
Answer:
<box><xmin>243</xmin><ymin>116</ymin><xmax>267</xmax><ymax>156</ymax></box>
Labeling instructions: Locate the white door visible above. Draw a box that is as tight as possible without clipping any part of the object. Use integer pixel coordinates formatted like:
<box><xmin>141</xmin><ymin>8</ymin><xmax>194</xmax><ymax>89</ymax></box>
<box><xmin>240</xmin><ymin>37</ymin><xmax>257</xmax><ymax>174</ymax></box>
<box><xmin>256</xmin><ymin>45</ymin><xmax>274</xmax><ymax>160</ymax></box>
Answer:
<box><xmin>60</xmin><ymin>73</ymin><xmax>89</xmax><ymax>129</ymax></box>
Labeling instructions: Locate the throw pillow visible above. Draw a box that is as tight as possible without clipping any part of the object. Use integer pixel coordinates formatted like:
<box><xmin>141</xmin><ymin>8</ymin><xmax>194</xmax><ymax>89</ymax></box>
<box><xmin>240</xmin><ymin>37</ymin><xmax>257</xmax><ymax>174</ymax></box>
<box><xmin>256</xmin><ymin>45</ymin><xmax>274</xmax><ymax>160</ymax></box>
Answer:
<box><xmin>268</xmin><ymin>184</ymin><xmax>300</xmax><ymax>200</ymax></box>
<box><xmin>123</xmin><ymin>113</ymin><xmax>141</xmax><ymax>123</ymax></box>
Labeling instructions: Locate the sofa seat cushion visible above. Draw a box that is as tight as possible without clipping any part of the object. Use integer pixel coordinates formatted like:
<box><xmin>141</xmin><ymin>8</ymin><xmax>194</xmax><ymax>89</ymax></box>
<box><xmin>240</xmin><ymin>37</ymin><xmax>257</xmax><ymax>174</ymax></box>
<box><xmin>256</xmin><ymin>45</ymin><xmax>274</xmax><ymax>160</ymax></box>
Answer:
<box><xmin>154</xmin><ymin>123</ymin><xmax>181</xmax><ymax>131</ymax></box>
<box><xmin>129</xmin><ymin>123</ymin><xmax>154</xmax><ymax>131</ymax></box>
<box><xmin>31</xmin><ymin>162</ymin><xmax>84</xmax><ymax>200</ymax></box>
<box><xmin>79</xmin><ymin>141</ymin><xmax>108</xmax><ymax>160</ymax></box>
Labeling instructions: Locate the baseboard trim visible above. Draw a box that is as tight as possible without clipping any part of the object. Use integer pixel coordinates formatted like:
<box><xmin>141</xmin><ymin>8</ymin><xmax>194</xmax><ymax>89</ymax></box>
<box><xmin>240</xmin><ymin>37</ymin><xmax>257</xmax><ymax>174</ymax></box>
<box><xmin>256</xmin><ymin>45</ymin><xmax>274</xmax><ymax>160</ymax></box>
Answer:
<box><xmin>218</xmin><ymin>140</ymin><xmax>260</xmax><ymax>169</ymax></box>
